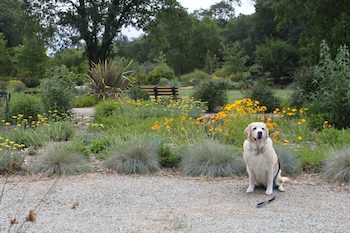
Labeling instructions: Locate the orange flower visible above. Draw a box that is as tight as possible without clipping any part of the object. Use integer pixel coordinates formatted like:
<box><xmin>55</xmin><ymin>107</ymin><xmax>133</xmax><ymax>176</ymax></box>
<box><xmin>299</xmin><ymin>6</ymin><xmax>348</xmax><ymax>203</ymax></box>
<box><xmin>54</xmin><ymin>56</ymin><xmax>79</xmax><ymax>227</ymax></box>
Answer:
<box><xmin>151</xmin><ymin>121</ymin><xmax>160</xmax><ymax>130</ymax></box>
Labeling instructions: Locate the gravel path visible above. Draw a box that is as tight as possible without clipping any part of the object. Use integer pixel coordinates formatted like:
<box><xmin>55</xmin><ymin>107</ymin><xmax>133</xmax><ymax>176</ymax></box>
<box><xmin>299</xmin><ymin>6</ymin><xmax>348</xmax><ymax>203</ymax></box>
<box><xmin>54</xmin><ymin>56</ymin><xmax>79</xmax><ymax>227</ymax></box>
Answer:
<box><xmin>1</xmin><ymin>173</ymin><xmax>349</xmax><ymax>233</ymax></box>
<box><xmin>72</xmin><ymin>107</ymin><xmax>95</xmax><ymax>118</ymax></box>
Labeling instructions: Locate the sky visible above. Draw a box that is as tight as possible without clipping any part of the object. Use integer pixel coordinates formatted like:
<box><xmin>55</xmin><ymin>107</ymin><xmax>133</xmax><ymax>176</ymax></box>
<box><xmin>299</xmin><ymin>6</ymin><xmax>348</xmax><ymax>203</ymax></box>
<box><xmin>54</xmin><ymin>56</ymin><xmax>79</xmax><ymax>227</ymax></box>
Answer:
<box><xmin>122</xmin><ymin>0</ymin><xmax>256</xmax><ymax>39</ymax></box>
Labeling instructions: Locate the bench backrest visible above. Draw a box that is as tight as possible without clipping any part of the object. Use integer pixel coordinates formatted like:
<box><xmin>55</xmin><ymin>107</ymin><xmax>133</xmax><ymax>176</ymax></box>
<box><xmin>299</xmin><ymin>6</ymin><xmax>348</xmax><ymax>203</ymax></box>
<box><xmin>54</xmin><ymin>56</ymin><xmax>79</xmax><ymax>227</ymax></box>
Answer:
<box><xmin>139</xmin><ymin>86</ymin><xmax>178</xmax><ymax>98</ymax></box>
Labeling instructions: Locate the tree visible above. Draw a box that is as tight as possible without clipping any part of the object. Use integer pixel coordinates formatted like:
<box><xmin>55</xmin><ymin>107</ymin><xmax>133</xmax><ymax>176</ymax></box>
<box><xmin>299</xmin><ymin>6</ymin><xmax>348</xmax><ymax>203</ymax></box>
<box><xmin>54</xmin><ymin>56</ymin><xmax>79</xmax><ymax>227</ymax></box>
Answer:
<box><xmin>222</xmin><ymin>42</ymin><xmax>249</xmax><ymax>75</ymax></box>
<box><xmin>0</xmin><ymin>33</ymin><xmax>13</xmax><ymax>76</ymax></box>
<box><xmin>28</xmin><ymin>0</ymin><xmax>173</xmax><ymax>64</ymax></box>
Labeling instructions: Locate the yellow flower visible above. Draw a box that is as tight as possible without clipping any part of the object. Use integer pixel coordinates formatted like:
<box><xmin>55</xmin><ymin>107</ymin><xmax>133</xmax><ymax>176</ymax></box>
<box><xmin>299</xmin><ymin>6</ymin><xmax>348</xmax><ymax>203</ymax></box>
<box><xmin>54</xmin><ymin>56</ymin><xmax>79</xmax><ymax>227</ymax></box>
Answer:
<box><xmin>297</xmin><ymin>122</ymin><xmax>302</xmax><ymax>125</ymax></box>
<box><xmin>151</xmin><ymin>121</ymin><xmax>160</xmax><ymax>130</ymax></box>
<box><xmin>297</xmin><ymin>136</ymin><xmax>303</xmax><ymax>141</ymax></box>
<box><xmin>301</xmin><ymin>119</ymin><xmax>306</xmax><ymax>123</ymax></box>
<box><xmin>284</xmin><ymin>139</ymin><xmax>290</xmax><ymax>143</ymax></box>
<box><xmin>5</xmin><ymin>122</ymin><xmax>10</xmax><ymax>126</ymax></box>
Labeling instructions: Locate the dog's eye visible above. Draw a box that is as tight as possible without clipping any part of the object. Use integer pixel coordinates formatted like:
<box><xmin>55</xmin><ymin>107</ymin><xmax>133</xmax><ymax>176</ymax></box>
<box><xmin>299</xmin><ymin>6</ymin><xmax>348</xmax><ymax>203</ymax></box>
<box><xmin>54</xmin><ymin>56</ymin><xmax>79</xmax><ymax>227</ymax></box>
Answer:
<box><xmin>262</xmin><ymin>127</ymin><xmax>265</xmax><ymax>130</ymax></box>
<box><xmin>253</xmin><ymin>127</ymin><xmax>257</xmax><ymax>130</ymax></box>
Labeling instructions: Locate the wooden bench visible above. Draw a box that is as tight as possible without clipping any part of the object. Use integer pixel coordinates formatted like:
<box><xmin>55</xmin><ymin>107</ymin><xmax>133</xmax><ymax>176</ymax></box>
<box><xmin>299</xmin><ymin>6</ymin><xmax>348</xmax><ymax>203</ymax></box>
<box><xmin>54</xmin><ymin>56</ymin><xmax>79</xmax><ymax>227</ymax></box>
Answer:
<box><xmin>139</xmin><ymin>86</ymin><xmax>178</xmax><ymax>99</ymax></box>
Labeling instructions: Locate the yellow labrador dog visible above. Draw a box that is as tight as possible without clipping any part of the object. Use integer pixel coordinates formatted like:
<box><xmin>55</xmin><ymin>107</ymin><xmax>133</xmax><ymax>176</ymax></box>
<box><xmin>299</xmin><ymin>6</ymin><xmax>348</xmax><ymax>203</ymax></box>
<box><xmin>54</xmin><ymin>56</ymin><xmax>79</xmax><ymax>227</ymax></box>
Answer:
<box><xmin>243</xmin><ymin>122</ymin><xmax>289</xmax><ymax>195</ymax></box>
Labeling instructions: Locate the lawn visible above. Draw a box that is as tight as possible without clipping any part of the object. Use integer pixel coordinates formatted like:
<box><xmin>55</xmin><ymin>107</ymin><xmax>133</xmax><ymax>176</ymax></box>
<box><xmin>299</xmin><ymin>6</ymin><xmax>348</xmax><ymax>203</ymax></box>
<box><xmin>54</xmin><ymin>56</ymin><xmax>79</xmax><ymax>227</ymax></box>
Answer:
<box><xmin>179</xmin><ymin>87</ymin><xmax>293</xmax><ymax>103</ymax></box>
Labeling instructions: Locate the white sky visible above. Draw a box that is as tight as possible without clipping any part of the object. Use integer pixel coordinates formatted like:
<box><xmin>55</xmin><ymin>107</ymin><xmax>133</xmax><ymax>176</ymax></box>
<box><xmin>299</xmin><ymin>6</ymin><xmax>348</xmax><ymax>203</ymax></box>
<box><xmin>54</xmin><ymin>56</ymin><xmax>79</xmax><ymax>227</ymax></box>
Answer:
<box><xmin>123</xmin><ymin>0</ymin><xmax>256</xmax><ymax>39</ymax></box>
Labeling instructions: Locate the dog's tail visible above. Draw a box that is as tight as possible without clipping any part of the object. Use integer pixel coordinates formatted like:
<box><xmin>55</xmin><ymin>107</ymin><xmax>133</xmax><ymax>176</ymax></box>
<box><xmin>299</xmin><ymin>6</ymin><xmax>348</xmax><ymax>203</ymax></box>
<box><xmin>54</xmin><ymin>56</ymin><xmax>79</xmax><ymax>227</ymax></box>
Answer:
<box><xmin>279</xmin><ymin>176</ymin><xmax>289</xmax><ymax>183</ymax></box>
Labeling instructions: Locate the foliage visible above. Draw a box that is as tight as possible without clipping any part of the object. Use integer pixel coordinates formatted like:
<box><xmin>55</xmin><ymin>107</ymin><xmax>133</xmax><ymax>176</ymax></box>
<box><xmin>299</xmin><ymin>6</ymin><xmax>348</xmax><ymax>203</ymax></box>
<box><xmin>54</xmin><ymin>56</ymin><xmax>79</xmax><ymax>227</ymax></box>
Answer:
<box><xmin>94</xmin><ymin>100</ymin><xmax>121</xmax><ymax>118</ymax></box>
<box><xmin>274</xmin><ymin>144</ymin><xmax>301</xmax><ymax>176</ymax></box>
<box><xmin>8</xmin><ymin>93</ymin><xmax>44</xmax><ymax>119</ymax></box>
<box><xmin>0</xmin><ymin>150</ymin><xmax>24</xmax><ymax>174</ymax></box>
<box><xmin>15</xmin><ymin>36</ymin><xmax>47</xmax><ymax>87</ymax></box>
<box><xmin>309</xmin><ymin>41</ymin><xmax>350</xmax><ymax>129</ymax></box>
<box><xmin>0</xmin><ymin>33</ymin><xmax>13</xmax><ymax>76</ymax></box>
<box><xmin>290</xmin><ymin>67</ymin><xmax>317</xmax><ymax>107</ymax></box>
<box><xmin>32</xmin><ymin>144</ymin><xmax>93</xmax><ymax>176</ymax></box>
<box><xmin>37</xmin><ymin>121</ymin><xmax>75</xmax><ymax>142</ymax></box>
<box><xmin>41</xmin><ymin>66</ymin><xmax>76</xmax><ymax>113</ymax></box>
<box><xmin>294</xmin><ymin>145</ymin><xmax>328</xmax><ymax>171</ymax></box>
<box><xmin>255</xmin><ymin>39</ymin><xmax>299</xmax><ymax>85</ymax></box>
<box><xmin>222</xmin><ymin>42</ymin><xmax>249</xmax><ymax>75</ymax></box>
<box><xmin>2</xmin><ymin>128</ymin><xmax>48</xmax><ymax>149</ymax></box>
<box><xmin>87</xmin><ymin>60</ymin><xmax>132</xmax><ymax>99</ymax></box>
<box><xmin>105</xmin><ymin>138</ymin><xmax>160</xmax><ymax>174</ymax></box>
<box><xmin>193</xmin><ymin>80</ymin><xmax>228</xmax><ymax>112</ymax></box>
<box><xmin>73</xmin><ymin>95</ymin><xmax>100</xmax><ymax>107</ymax></box>
<box><xmin>7</xmin><ymin>80</ymin><xmax>26</xmax><ymax>92</ymax></box>
<box><xmin>245</xmin><ymin>83</ymin><xmax>280</xmax><ymax>112</ymax></box>
<box><xmin>322</xmin><ymin>148</ymin><xmax>350</xmax><ymax>183</ymax></box>
<box><xmin>158</xmin><ymin>143</ymin><xmax>181</xmax><ymax>168</ymax></box>
<box><xmin>127</xmin><ymin>87</ymin><xmax>150</xmax><ymax>100</ymax></box>
<box><xmin>317</xmin><ymin>128</ymin><xmax>350</xmax><ymax>148</ymax></box>
<box><xmin>180</xmin><ymin>70</ymin><xmax>211</xmax><ymax>86</ymax></box>
<box><xmin>180</xmin><ymin>139</ymin><xmax>245</xmax><ymax>177</ymax></box>
<box><xmin>148</xmin><ymin>63</ymin><xmax>175</xmax><ymax>85</ymax></box>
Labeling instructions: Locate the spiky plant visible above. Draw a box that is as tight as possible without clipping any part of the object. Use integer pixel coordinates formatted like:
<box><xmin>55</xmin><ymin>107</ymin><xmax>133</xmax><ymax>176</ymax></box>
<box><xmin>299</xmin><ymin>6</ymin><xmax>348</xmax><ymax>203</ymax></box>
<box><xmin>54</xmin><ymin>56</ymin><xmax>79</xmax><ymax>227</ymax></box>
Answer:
<box><xmin>322</xmin><ymin>148</ymin><xmax>350</xmax><ymax>183</ymax></box>
<box><xmin>274</xmin><ymin>144</ymin><xmax>302</xmax><ymax>176</ymax></box>
<box><xmin>32</xmin><ymin>144</ymin><xmax>93</xmax><ymax>176</ymax></box>
<box><xmin>105</xmin><ymin>138</ymin><xmax>160</xmax><ymax>174</ymax></box>
<box><xmin>87</xmin><ymin>59</ymin><xmax>133</xmax><ymax>99</ymax></box>
<box><xmin>180</xmin><ymin>139</ymin><xmax>245</xmax><ymax>177</ymax></box>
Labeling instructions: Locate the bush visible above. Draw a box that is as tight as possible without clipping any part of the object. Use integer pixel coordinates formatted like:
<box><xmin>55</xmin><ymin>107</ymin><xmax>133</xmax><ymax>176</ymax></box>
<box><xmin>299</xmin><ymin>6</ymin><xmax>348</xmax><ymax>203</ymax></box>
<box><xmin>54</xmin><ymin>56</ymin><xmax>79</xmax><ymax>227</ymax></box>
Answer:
<box><xmin>37</xmin><ymin>121</ymin><xmax>75</xmax><ymax>142</ymax></box>
<box><xmin>245</xmin><ymin>83</ymin><xmax>280</xmax><ymax>112</ymax></box>
<box><xmin>322</xmin><ymin>148</ymin><xmax>350</xmax><ymax>183</ymax></box>
<box><xmin>0</xmin><ymin>80</ymin><xmax>7</xmax><ymax>90</ymax></box>
<box><xmin>7</xmin><ymin>80</ymin><xmax>26</xmax><ymax>92</ymax></box>
<box><xmin>158</xmin><ymin>143</ymin><xmax>181</xmax><ymax>168</ymax></box>
<box><xmin>2</xmin><ymin>128</ymin><xmax>48</xmax><ymax>149</ymax></box>
<box><xmin>192</xmin><ymin>80</ymin><xmax>228</xmax><ymax>112</ymax></box>
<box><xmin>180</xmin><ymin>69</ymin><xmax>211</xmax><ymax>86</ymax></box>
<box><xmin>73</xmin><ymin>95</ymin><xmax>99</xmax><ymax>107</ymax></box>
<box><xmin>32</xmin><ymin>144</ymin><xmax>93</xmax><ymax>176</ymax></box>
<box><xmin>290</xmin><ymin>67</ymin><xmax>317</xmax><ymax>107</ymax></box>
<box><xmin>40</xmin><ymin>66</ymin><xmax>76</xmax><ymax>113</ymax></box>
<box><xmin>105</xmin><ymin>138</ymin><xmax>160</xmax><ymax>174</ymax></box>
<box><xmin>0</xmin><ymin>150</ymin><xmax>24</xmax><ymax>174</ymax></box>
<box><xmin>148</xmin><ymin>63</ymin><xmax>175</xmax><ymax>85</ymax></box>
<box><xmin>180</xmin><ymin>140</ymin><xmax>245</xmax><ymax>177</ymax></box>
<box><xmin>8</xmin><ymin>93</ymin><xmax>44</xmax><ymax>119</ymax></box>
<box><xmin>95</xmin><ymin>100</ymin><xmax>121</xmax><ymax>117</ymax></box>
<box><xmin>255</xmin><ymin>39</ymin><xmax>299</xmax><ymax>85</ymax></box>
<box><xmin>127</xmin><ymin>87</ymin><xmax>150</xmax><ymax>100</ymax></box>
<box><xmin>274</xmin><ymin>145</ymin><xmax>301</xmax><ymax>176</ymax></box>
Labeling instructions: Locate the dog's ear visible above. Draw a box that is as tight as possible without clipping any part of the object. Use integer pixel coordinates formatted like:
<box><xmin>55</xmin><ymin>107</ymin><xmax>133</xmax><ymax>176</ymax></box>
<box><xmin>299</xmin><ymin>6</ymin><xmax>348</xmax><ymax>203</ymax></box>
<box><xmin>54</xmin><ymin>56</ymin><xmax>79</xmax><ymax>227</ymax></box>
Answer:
<box><xmin>265</xmin><ymin>125</ymin><xmax>269</xmax><ymax>137</ymax></box>
<box><xmin>244</xmin><ymin>123</ymin><xmax>252</xmax><ymax>138</ymax></box>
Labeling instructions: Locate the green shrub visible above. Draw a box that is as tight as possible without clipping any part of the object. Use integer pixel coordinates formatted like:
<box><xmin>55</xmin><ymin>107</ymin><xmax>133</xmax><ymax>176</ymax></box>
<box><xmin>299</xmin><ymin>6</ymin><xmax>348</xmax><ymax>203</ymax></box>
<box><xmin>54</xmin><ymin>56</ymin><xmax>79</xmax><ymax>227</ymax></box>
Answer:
<box><xmin>73</xmin><ymin>95</ymin><xmax>99</xmax><ymax>107</ymax></box>
<box><xmin>40</xmin><ymin>66</ymin><xmax>76</xmax><ymax>113</ymax></box>
<box><xmin>192</xmin><ymin>80</ymin><xmax>228</xmax><ymax>112</ymax></box>
<box><xmin>8</xmin><ymin>93</ymin><xmax>44</xmax><ymax>119</ymax></box>
<box><xmin>295</xmin><ymin>145</ymin><xmax>328</xmax><ymax>171</ymax></box>
<box><xmin>0</xmin><ymin>80</ymin><xmax>7</xmax><ymax>90</ymax></box>
<box><xmin>0</xmin><ymin>150</ymin><xmax>24</xmax><ymax>174</ymax></box>
<box><xmin>180</xmin><ymin>70</ymin><xmax>211</xmax><ymax>86</ymax></box>
<box><xmin>255</xmin><ymin>39</ymin><xmax>299</xmax><ymax>85</ymax></box>
<box><xmin>318</xmin><ymin>128</ymin><xmax>350</xmax><ymax>147</ymax></box>
<box><xmin>37</xmin><ymin>121</ymin><xmax>75</xmax><ymax>142</ymax></box>
<box><xmin>148</xmin><ymin>63</ymin><xmax>175</xmax><ymax>85</ymax></box>
<box><xmin>274</xmin><ymin>144</ymin><xmax>301</xmax><ymax>176</ymax></box>
<box><xmin>322</xmin><ymin>148</ymin><xmax>350</xmax><ymax>183</ymax></box>
<box><xmin>94</xmin><ymin>100</ymin><xmax>120</xmax><ymax>117</ymax></box>
<box><xmin>180</xmin><ymin>140</ymin><xmax>245</xmax><ymax>177</ymax></box>
<box><xmin>7</xmin><ymin>80</ymin><xmax>26</xmax><ymax>92</ymax></box>
<box><xmin>127</xmin><ymin>87</ymin><xmax>150</xmax><ymax>100</ymax></box>
<box><xmin>158</xmin><ymin>143</ymin><xmax>181</xmax><ymax>168</ymax></box>
<box><xmin>105</xmin><ymin>138</ymin><xmax>160</xmax><ymax>174</ymax></box>
<box><xmin>3</xmin><ymin>128</ymin><xmax>48</xmax><ymax>149</ymax></box>
<box><xmin>32</xmin><ymin>144</ymin><xmax>93</xmax><ymax>176</ymax></box>
<box><xmin>245</xmin><ymin>83</ymin><xmax>280</xmax><ymax>112</ymax></box>
<box><xmin>290</xmin><ymin>67</ymin><xmax>317</xmax><ymax>107</ymax></box>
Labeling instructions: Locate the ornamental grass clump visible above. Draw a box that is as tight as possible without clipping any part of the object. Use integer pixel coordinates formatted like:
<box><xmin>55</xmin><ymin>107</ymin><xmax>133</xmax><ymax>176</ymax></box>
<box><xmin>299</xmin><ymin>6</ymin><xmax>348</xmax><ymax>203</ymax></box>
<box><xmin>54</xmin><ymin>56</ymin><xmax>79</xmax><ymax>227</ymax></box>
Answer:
<box><xmin>105</xmin><ymin>138</ymin><xmax>160</xmax><ymax>174</ymax></box>
<box><xmin>0</xmin><ymin>149</ymin><xmax>24</xmax><ymax>174</ymax></box>
<box><xmin>32</xmin><ymin>144</ymin><xmax>93</xmax><ymax>176</ymax></box>
<box><xmin>180</xmin><ymin>139</ymin><xmax>245</xmax><ymax>177</ymax></box>
<box><xmin>322</xmin><ymin>148</ymin><xmax>350</xmax><ymax>183</ymax></box>
<box><xmin>37</xmin><ymin>121</ymin><xmax>75</xmax><ymax>141</ymax></box>
<box><xmin>274</xmin><ymin>144</ymin><xmax>301</xmax><ymax>176</ymax></box>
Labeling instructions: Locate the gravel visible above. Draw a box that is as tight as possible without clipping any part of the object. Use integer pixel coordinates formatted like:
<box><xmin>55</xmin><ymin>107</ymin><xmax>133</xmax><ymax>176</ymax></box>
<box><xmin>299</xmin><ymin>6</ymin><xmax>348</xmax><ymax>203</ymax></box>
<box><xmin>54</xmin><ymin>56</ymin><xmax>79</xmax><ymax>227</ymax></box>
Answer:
<box><xmin>1</xmin><ymin>173</ymin><xmax>349</xmax><ymax>233</ymax></box>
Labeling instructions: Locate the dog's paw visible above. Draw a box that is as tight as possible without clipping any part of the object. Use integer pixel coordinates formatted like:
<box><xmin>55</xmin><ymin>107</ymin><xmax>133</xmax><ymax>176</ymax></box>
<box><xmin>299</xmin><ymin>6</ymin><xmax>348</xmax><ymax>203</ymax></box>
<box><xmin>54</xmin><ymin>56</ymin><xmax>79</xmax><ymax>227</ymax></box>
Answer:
<box><xmin>265</xmin><ymin>189</ymin><xmax>273</xmax><ymax>195</ymax></box>
<box><xmin>278</xmin><ymin>186</ymin><xmax>285</xmax><ymax>192</ymax></box>
<box><xmin>246</xmin><ymin>186</ymin><xmax>255</xmax><ymax>193</ymax></box>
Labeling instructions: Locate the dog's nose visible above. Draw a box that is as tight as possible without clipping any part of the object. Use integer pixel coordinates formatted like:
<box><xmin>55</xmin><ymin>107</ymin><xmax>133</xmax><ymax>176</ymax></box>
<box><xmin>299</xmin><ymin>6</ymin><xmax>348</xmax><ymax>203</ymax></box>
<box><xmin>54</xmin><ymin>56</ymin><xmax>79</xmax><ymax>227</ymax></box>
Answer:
<box><xmin>257</xmin><ymin>131</ymin><xmax>262</xmax><ymax>138</ymax></box>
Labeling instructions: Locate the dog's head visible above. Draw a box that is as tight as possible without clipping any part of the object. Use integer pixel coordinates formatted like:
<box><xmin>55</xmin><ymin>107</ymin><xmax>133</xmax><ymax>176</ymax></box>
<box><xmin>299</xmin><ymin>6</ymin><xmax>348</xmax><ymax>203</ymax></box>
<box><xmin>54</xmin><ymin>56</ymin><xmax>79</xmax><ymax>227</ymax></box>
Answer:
<box><xmin>245</xmin><ymin>122</ymin><xmax>269</xmax><ymax>144</ymax></box>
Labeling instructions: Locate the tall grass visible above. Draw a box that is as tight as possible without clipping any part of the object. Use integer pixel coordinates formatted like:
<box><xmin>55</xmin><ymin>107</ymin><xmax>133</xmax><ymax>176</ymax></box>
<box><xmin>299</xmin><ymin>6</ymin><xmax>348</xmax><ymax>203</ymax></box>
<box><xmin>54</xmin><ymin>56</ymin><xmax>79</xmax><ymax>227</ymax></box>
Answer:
<box><xmin>180</xmin><ymin>139</ymin><xmax>245</xmax><ymax>177</ymax></box>
<box><xmin>322</xmin><ymin>148</ymin><xmax>350</xmax><ymax>183</ymax></box>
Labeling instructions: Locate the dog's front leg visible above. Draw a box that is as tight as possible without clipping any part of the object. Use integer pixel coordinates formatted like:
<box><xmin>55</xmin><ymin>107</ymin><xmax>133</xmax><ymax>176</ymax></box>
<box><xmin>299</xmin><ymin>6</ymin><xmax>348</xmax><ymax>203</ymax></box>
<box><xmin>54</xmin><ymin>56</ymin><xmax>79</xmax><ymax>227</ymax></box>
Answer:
<box><xmin>246</xmin><ymin>166</ymin><xmax>255</xmax><ymax>193</ymax></box>
<box><xmin>265</xmin><ymin>168</ymin><xmax>274</xmax><ymax>195</ymax></box>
